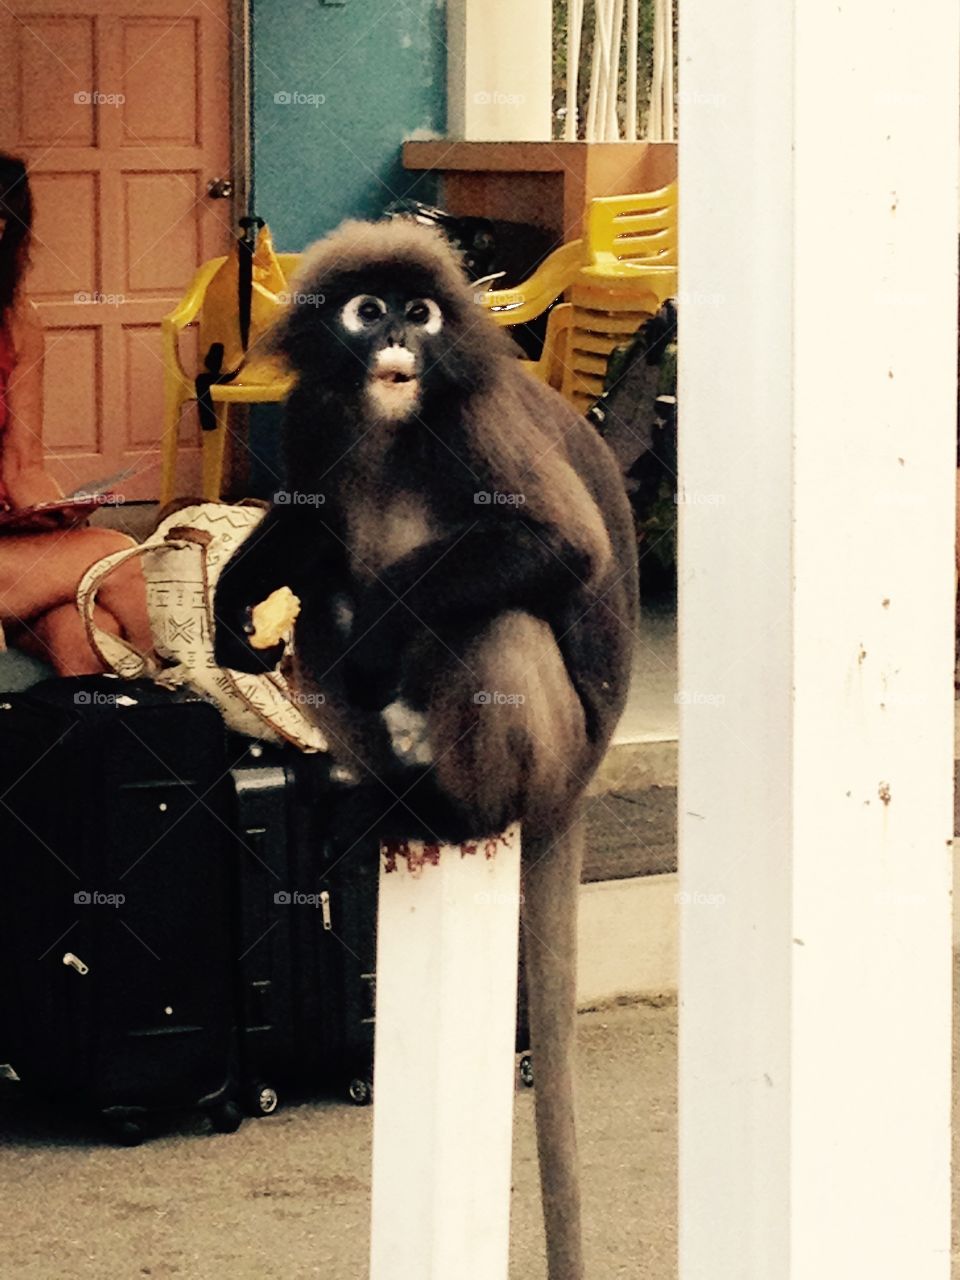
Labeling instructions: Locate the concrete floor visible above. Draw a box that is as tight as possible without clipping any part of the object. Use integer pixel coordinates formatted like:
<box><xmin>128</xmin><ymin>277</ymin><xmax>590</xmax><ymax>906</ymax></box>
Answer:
<box><xmin>0</xmin><ymin>1000</ymin><xmax>677</xmax><ymax>1280</ymax></box>
<box><xmin>4</xmin><ymin>973</ymin><xmax>959</xmax><ymax>1279</ymax></box>
<box><xmin>615</xmin><ymin>605</ymin><xmax>678</xmax><ymax>748</ymax></box>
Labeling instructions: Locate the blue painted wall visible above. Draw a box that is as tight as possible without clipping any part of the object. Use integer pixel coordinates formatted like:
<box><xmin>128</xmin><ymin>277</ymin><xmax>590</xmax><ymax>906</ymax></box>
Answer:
<box><xmin>250</xmin><ymin>0</ymin><xmax>447</xmax><ymax>251</ymax></box>
<box><xmin>246</xmin><ymin>0</ymin><xmax>447</xmax><ymax>493</ymax></box>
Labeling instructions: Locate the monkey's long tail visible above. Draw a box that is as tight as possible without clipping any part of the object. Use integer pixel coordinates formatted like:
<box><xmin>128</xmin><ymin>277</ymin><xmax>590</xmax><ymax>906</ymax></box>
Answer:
<box><xmin>522</xmin><ymin>819</ymin><xmax>586</xmax><ymax>1280</ymax></box>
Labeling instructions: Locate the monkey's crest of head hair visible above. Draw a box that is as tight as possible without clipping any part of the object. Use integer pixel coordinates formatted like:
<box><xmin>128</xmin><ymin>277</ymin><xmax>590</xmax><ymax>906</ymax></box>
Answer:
<box><xmin>290</xmin><ymin>216</ymin><xmax>474</xmax><ymax>307</ymax></box>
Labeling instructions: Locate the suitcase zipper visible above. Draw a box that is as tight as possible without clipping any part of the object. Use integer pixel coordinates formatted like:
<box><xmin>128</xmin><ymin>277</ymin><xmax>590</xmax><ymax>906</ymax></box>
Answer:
<box><xmin>62</xmin><ymin>952</ymin><xmax>89</xmax><ymax>976</ymax></box>
<box><xmin>320</xmin><ymin>890</ymin><xmax>332</xmax><ymax>931</ymax></box>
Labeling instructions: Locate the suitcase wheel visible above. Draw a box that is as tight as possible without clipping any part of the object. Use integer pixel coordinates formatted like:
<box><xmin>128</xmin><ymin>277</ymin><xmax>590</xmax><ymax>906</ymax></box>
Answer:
<box><xmin>209</xmin><ymin>1100</ymin><xmax>243</xmax><ymax>1135</ymax></box>
<box><xmin>245</xmin><ymin>1083</ymin><xmax>280</xmax><ymax>1117</ymax></box>
<box><xmin>519</xmin><ymin>1053</ymin><xmax>534</xmax><ymax>1089</ymax></box>
<box><xmin>104</xmin><ymin>1117</ymin><xmax>146</xmax><ymax>1147</ymax></box>
<box><xmin>347</xmin><ymin>1077</ymin><xmax>373</xmax><ymax>1106</ymax></box>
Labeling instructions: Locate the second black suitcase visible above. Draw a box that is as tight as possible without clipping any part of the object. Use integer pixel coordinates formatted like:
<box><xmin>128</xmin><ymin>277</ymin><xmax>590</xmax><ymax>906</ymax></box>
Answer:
<box><xmin>229</xmin><ymin>737</ymin><xmax>378</xmax><ymax>1111</ymax></box>
<box><xmin>228</xmin><ymin>737</ymin><xmax>532</xmax><ymax>1109</ymax></box>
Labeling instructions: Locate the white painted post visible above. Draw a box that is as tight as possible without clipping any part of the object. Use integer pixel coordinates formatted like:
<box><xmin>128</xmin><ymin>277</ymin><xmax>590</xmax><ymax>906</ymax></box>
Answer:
<box><xmin>446</xmin><ymin>0</ymin><xmax>553</xmax><ymax>142</ymax></box>
<box><xmin>679</xmin><ymin>2</ymin><xmax>958</xmax><ymax>1278</ymax></box>
<box><xmin>369</xmin><ymin>828</ymin><xmax>522</xmax><ymax>1280</ymax></box>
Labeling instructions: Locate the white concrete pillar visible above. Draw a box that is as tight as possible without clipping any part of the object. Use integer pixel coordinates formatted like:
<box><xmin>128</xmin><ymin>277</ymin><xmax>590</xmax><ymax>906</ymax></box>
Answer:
<box><xmin>678</xmin><ymin>1</ymin><xmax>958</xmax><ymax>1277</ymax></box>
<box><xmin>369</xmin><ymin>829</ymin><xmax>522</xmax><ymax>1280</ymax></box>
<box><xmin>446</xmin><ymin>0</ymin><xmax>553</xmax><ymax>141</ymax></box>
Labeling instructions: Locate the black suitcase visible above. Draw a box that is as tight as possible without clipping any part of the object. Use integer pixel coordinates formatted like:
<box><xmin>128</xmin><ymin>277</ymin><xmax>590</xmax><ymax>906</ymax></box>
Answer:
<box><xmin>229</xmin><ymin>737</ymin><xmax>378</xmax><ymax>1111</ymax></box>
<box><xmin>0</xmin><ymin>675</ymin><xmax>241</xmax><ymax>1144</ymax></box>
<box><xmin>228</xmin><ymin>737</ymin><xmax>532</xmax><ymax>1110</ymax></box>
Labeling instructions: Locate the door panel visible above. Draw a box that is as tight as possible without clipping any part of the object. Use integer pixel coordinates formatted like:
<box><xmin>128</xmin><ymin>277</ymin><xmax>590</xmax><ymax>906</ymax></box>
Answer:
<box><xmin>120</xmin><ymin>19</ymin><xmax>201</xmax><ymax>146</ymax></box>
<box><xmin>16</xmin><ymin>17</ymin><xmax>97</xmax><ymax>148</ymax></box>
<box><xmin>0</xmin><ymin>0</ymin><xmax>234</xmax><ymax>500</ymax></box>
<box><xmin>42</xmin><ymin>328</ymin><xmax>100</xmax><ymax>455</ymax></box>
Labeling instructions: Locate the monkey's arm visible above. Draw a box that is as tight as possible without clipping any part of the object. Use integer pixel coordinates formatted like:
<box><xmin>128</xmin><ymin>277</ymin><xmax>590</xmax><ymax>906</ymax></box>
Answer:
<box><xmin>214</xmin><ymin>504</ymin><xmax>343</xmax><ymax>673</ymax></box>
<box><xmin>388</xmin><ymin>516</ymin><xmax>595</xmax><ymax>619</ymax></box>
<box><xmin>345</xmin><ymin>515</ymin><xmax>600</xmax><ymax>707</ymax></box>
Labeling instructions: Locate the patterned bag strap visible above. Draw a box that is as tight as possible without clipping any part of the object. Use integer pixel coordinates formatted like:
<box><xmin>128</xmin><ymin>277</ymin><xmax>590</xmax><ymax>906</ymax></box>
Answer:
<box><xmin>76</xmin><ymin>538</ymin><xmax>182</xmax><ymax>676</ymax></box>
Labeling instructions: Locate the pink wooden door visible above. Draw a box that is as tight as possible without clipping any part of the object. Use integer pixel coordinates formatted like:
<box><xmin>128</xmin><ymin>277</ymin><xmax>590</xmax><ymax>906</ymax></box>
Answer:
<box><xmin>0</xmin><ymin>0</ymin><xmax>234</xmax><ymax>499</ymax></box>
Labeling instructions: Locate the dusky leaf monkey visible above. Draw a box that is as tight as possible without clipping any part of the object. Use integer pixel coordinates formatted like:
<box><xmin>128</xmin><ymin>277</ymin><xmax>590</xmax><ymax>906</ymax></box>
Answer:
<box><xmin>214</xmin><ymin>218</ymin><xmax>638</xmax><ymax>1280</ymax></box>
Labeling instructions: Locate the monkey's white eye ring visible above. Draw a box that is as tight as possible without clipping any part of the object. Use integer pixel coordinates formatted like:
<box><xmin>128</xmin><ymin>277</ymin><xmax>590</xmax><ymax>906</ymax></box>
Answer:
<box><xmin>405</xmin><ymin>297</ymin><xmax>443</xmax><ymax>335</ymax></box>
<box><xmin>342</xmin><ymin>294</ymin><xmax>387</xmax><ymax>333</ymax></box>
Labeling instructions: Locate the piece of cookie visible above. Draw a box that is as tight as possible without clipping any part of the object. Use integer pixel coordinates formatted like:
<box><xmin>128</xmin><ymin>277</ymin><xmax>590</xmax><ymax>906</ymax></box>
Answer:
<box><xmin>247</xmin><ymin>585</ymin><xmax>301</xmax><ymax>650</ymax></box>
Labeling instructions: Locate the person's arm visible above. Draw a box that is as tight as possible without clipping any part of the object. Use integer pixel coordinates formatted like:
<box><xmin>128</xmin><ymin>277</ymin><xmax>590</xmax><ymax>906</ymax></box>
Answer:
<box><xmin>2</xmin><ymin>300</ymin><xmax>62</xmax><ymax>509</ymax></box>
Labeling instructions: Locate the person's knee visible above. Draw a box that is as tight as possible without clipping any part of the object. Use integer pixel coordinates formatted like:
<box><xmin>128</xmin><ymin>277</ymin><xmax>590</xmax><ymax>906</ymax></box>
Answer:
<box><xmin>30</xmin><ymin>603</ymin><xmax>105</xmax><ymax>677</ymax></box>
<box><xmin>83</xmin><ymin>528</ymin><xmax>137</xmax><ymax>560</ymax></box>
<box><xmin>84</xmin><ymin>530</ymin><xmax>143</xmax><ymax>594</ymax></box>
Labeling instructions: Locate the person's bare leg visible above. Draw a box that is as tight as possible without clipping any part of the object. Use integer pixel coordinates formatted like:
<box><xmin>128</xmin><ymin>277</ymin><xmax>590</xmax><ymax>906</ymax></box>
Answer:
<box><xmin>14</xmin><ymin>603</ymin><xmax>122</xmax><ymax>676</ymax></box>
<box><xmin>0</xmin><ymin>527</ymin><xmax>152</xmax><ymax>656</ymax></box>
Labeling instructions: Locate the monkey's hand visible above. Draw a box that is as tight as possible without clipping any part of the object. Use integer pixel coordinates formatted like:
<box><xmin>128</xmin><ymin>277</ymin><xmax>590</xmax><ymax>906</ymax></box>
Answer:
<box><xmin>248</xmin><ymin>586</ymin><xmax>301</xmax><ymax>650</ymax></box>
<box><xmin>215</xmin><ymin>595</ymin><xmax>287</xmax><ymax>673</ymax></box>
<box><xmin>213</xmin><ymin>503</ymin><xmax>339</xmax><ymax>674</ymax></box>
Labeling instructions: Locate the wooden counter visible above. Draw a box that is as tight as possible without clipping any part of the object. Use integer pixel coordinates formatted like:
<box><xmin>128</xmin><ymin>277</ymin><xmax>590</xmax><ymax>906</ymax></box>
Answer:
<box><xmin>402</xmin><ymin>140</ymin><xmax>677</xmax><ymax>241</ymax></box>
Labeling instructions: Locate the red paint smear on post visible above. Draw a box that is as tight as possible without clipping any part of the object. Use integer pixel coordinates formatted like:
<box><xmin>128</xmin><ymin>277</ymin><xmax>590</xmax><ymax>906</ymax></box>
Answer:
<box><xmin>381</xmin><ymin>839</ymin><xmax>441</xmax><ymax>878</ymax></box>
<box><xmin>382</xmin><ymin>832</ymin><xmax>513</xmax><ymax>874</ymax></box>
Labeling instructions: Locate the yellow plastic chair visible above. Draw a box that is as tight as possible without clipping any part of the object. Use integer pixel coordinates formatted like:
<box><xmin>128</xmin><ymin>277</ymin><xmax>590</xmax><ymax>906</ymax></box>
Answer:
<box><xmin>479</xmin><ymin>240</ymin><xmax>585</xmax><ymax>328</ymax></box>
<box><xmin>481</xmin><ymin>182</ymin><xmax>678</xmax><ymax>412</ymax></box>
<box><xmin>159</xmin><ymin>252</ymin><xmax>301</xmax><ymax>504</ymax></box>
<box><xmin>584</xmin><ymin>182</ymin><xmax>678</xmax><ymax>274</ymax></box>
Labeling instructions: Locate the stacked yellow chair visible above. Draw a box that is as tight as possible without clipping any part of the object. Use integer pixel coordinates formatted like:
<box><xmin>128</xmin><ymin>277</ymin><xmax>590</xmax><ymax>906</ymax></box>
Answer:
<box><xmin>481</xmin><ymin>181</ymin><xmax>678</xmax><ymax>412</ymax></box>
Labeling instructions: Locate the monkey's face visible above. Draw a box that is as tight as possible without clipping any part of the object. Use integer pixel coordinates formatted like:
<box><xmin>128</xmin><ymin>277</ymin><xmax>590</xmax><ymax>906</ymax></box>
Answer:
<box><xmin>336</xmin><ymin>287</ymin><xmax>444</xmax><ymax>422</ymax></box>
<box><xmin>274</xmin><ymin>221</ymin><xmax>504</xmax><ymax>427</ymax></box>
